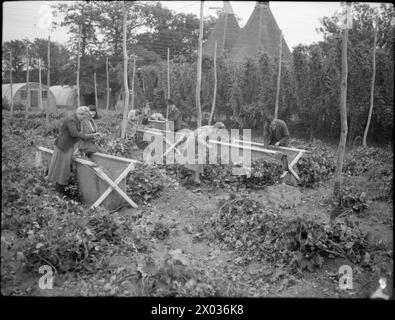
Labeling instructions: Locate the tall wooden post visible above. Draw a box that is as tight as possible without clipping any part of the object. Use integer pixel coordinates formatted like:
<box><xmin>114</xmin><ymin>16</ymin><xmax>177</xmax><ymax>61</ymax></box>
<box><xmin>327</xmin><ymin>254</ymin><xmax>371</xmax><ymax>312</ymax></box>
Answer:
<box><xmin>46</xmin><ymin>36</ymin><xmax>50</xmax><ymax>124</ymax></box>
<box><xmin>362</xmin><ymin>18</ymin><xmax>378</xmax><ymax>147</ymax></box>
<box><xmin>131</xmin><ymin>55</ymin><xmax>136</xmax><ymax>111</ymax></box>
<box><xmin>274</xmin><ymin>30</ymin><xmax>283</xmax><ymax>119</ymax></box>
<box><xmin>77</xmin><ymin>24</ymin><xmax>81</xmax><ymax>108</ymax></box>
<box><xmin>26</xmin><ymin>44</ymin><xmax>30</xmax><ymax>119</ymax></box>
<box><xmin>94</xmin><ymin>72</ymin><xmax>98</xmax><ymax>107</ymax></box>
<box><xmin>334</xmin><ymin>3</ymin><xmax>350</xmax><ymax>198</ymax></box>
<box><xmin>222</xmin><ymin>12</ymin><xmax>228</xmax><ymax>55</ymax></box>
<box><xmin>10</xmin><ymin>52</ymin><xmax>14</xmax><ymax>117</ymax></box>
<box><xmin>142</xmin><ymin>71</ymin><xmax>145</xmax><ymax>98</ymax></box>
<box><xmin>166</xmin><ymin>47</ymin><xmax>170</xmax><ymax>119</ymax></box>
<box><xmin>195</xmin><ymin>0</ymin><xmax>204</xmax><ymax>128</ymax></box>
<box><xmin>121</xmin><ymin>1</ymin><xmax>129</xmax><ymax>139</ymax></box>
<box><xmin>209</xmin><ymin>41</ymin><xmax>217</xmax><ymax>125</ymax></box>
<box><xmin>38</xmin><ymin>59</ymin><xmax>43</xmax><ymax>110</ymax></box>
<box><xmin>106</xmin><ymin>57</ymin><xmax>110</xmax><ymax>111</ymax></box>
<box><xmin>258</xmin><ymin>3</ymin><xmax>263</xmax><ymax>50</ymax></box>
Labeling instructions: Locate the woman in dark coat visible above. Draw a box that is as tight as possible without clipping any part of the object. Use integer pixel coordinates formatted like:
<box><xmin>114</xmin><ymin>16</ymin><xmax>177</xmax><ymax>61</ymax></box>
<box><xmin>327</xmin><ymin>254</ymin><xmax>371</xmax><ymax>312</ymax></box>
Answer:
<box><xmin>47</xmin><ymin>106</ymin><xmax>98</xmax><ymax>194</ymax></box>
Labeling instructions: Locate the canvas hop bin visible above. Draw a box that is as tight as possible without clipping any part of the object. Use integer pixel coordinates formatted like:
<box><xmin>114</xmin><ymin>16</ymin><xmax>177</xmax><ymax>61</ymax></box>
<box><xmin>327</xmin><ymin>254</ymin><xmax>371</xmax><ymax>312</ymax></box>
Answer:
<box><xmin>36</xmin><ymin>147</ymin><xmax>140</xmax><ymax>211</ymax></box>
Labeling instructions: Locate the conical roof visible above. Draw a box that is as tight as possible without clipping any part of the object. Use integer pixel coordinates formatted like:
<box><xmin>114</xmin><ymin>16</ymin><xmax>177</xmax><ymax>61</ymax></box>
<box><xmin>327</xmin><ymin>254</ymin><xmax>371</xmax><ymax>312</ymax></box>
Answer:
<box><xmin>230</xmin><ymin>2</ymin><xmax>292</xmax><ymax>62</ymax></box>
<box><xmin>203</xmin><ymin>1</ymin><xmax>240</xmax><ymax>58</ymax></box>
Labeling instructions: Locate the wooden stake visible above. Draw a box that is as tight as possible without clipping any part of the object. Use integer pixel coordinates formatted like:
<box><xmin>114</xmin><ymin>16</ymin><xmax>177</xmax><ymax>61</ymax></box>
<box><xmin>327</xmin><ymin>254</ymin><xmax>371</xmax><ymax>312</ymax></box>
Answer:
<box><xmin>26</xmin><ymin>44</ymin><xmax>30</xmax><ymax>119</ymax></box>
<box><xmin>362</xmin><ymin>18</ymin><xmax>378</xmax><ymax>147</ymax></box>
<box><xmin>46</xmin><ymin>36</ymin><xmax>50</xmax><ymax>124</ymax></box>
<box><xmin>258</xmin><ymin>3</ymin><xmax>263</xmax><ymax>50</ymax></box>
<box><xmin>94</xmin><ymin>72</ymin><xmax>98</xmax><ymax>107</ymax></box>
<box><xmin>142</xmin><ymin>70</ymin><xmax>145</xmax><ymax>98</ymax></box>
<box><xmin>196</xmin><ymin>0</ymin><xmax>204</xmax><ymax>128</ymax></box>
<box><xmin>39</xmin><ymin>59</ymin><xmax>43</xmax><ymax>110</ymax></box>
<box><xmin>106</xmin><ymin>57</ymin><xmax>109</xmax><ymax>111</ymax></box>
<box><xmin>209</xmin><ymin>41</ymin><xmax>217</xmax><ymax>125</ymax></box>
<box><xmin>334</xmin><ymin>3</ymin><xmax>350</xmax><ymax>199</ymax></box>
<box><xmin>166</xmin><ymin>47</ymin><xmax>170</xmax><ymax>119</ymax></box>
<box><xmin>131</xmin><ymin>55</ymin><xmax>136</xmax><ymax>111</ymax></box>
<box><xmin>274</xmin><ymin>30</ymin><xmax>283</xmax><ymax>119</ymax></box>
<box><xmin>121</xmin><ymin>1</ymin><xmax>129</xmax><ymax>139</ymax></box>
<box><xmin>10</xmin><ymin>52</ymin><xmax>14</xmax><ymax>117</ymax></box>
<box><xmin>222</xmin><ymin>11</ymin><xmax>228</xmax><ymax>55</ymax></box>
<box><xmin>77</xmin><ymin>24</ymin><xmax>81</xmax><ymax>108</ymax></box>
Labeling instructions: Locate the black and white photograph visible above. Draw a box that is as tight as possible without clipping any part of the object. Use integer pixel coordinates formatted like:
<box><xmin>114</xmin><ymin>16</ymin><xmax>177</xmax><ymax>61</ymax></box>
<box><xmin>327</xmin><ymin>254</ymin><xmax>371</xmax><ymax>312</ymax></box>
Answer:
<box><xmin>1</xmin><ymin>0</ymin><xmax>393</xmax><ymax>304</ymax></box>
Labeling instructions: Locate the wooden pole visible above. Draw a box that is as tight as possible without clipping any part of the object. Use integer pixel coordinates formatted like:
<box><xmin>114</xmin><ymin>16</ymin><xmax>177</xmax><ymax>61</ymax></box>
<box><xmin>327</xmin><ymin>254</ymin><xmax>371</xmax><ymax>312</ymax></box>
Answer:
<box><xmin>26</xmin><ymin>44</ymin><xmax>30</xmax><ymax>119</ymax></box>
<box><xmin>222</xmin><ymin>12</ymin><xmax>228</xmax><ymax>55</ymax></box>
<box><xmin>142</xmin><ymin>70</ymin><xmax>145</xmax><ymax>98</ymax></box>
<box><xmin>121</xmin><ymin>1</ymin><xmax>129</xmax><ymax>139</ymax></box>
<box><xmin>39</xmin><ymin>59</ymin><xmax>43</xmax><ymax>110</ymax></box>
<box><xmin>9</xmin><ymin>52</ymin><xmax>14</xmax><ymax>117</ymax></box>
<box><xmin>196</xmin><ymin>0</ymin><xmax>204</xmax><ymax>128</ymax></box>
<box><xmin>209</xmin><ymin>41</ymin><xmax>217</xmax><ymax>125</ymax></box>
<box><xmin>362</xmin><ymin>18</ymin><xmax>378</xmax><ymax>147</ymax></box>
<box><xmin>131</xmin><ymin>55</ymin><xmax>136</xmax><ymax>111</ymax></box>
<box><xmin>94</xmin><ymin>72</ymin><xmax>98</xmax><ymax>107</ymax></box>
<box><xmin>334</xmin><ymin>4</ymin><xmax>350</xmax><ymax>199</ymax></box>
<box><xmin>106</xmin><ymin>57</ymin><xmax>109</xmax><ymax>112</ymax></box>
<box><xmin>77</xmin><ymin>24</ymin><xmax>81</xmax><ymax>108</ymax></box>
<box><xmin>274</xmin><ymin>30</ymin><xmax>283</xmax><ymax>119</ymax></box>
<box><xmin>46</xmin><ymin>36</ymin><xmax>50</xmax><ymax>125</ymax></box>
<box><xmin>258</xmin><ymin>3</ymin><xmax>263</xmax><ymax>50</ymax></box>
<box><xmin>166</xmin><ymin>47</ymin><xmax>170</xmax><ymax>119</ymax></box>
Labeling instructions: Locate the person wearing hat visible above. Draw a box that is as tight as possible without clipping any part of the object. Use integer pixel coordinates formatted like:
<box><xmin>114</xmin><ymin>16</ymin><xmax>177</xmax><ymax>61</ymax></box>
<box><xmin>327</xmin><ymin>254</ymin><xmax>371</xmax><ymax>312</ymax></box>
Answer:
<box><xmin>47</xmin><ymin>106</ymin><xmax>99</xmax><ymax>195</ymax></box>
<box><xmin>77</xmin><ymin>105</ymin><xmax>103</xmax><ymax>158</ymax></box>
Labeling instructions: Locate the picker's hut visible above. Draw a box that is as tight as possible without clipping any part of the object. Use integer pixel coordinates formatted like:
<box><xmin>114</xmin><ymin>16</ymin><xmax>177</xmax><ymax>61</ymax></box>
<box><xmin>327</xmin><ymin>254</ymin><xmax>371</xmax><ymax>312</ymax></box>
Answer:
<box><xmin>2</xmin><ymin>82</ymin><xmax>56</xmax><ymax>110</ymax></box>
<box><xmin>50</xmin><ymin>85</ymin><xmax>114</xmax><ymax>109</ymax></box>
<box><xmin>230</xmin><ymin>1</ymin><xmax>292</xmax><ymax>62</ymax></box>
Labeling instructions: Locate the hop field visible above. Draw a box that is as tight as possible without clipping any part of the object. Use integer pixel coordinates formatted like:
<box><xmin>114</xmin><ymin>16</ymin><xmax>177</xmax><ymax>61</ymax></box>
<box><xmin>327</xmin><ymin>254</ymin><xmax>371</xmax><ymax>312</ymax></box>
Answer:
<box><xmin>1</xmin><ymin>111</ymin><xmax>393</xmax><ymax>297</ymax></box>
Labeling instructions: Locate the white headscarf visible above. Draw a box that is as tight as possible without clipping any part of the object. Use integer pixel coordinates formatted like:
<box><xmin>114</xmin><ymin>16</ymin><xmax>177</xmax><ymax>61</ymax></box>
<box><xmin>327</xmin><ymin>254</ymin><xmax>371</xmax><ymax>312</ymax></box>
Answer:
<box><xmin>76</xmin><ymin>106</ymin><xmax>91</xmax><ymax>118</ymax></box>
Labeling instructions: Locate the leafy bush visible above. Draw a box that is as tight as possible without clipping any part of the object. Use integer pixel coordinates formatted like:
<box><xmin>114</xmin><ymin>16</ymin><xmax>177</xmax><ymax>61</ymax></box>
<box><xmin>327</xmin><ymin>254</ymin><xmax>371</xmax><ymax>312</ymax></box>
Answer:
<box><xmin>96</xmin><ymin>137</ymin><xmax>136</xmax><ymax>157</ymax></box>
<box><xmin>206</xmin><ymin>196</ymin><xmax>388</xmax><ymax>273</ymax></box>
<box><xmin>344</xmin><ymin>146</ymin><xmax>393</xmax><ymax>177</ymax></box>
<box><xmin>296</xmin><ymin>149</ymin><xmax>336</xmax><ymax>188</ymax></box>
<box><xmin>243</xmin><ymin>160</ymin><xmax>283</xmax><ymax>187</ymax></box>
<box><xmin>339</xmin><ymin>187</ymin><xmax>368</xmax><ymax>213</ymax></box>
<box><xmin>22</xmin><ymin>207</ymin><xmax>122</xmax><ymax>273</ymax></box>
<box><xmin>126</xmin><ymin>164</ymin><xmax>165</xmax><ymax>204</ymax></box>
<box><xmin>200</xmin><ymin>160</ymin><xmax>283</xmax><ymax>190</ymax></box>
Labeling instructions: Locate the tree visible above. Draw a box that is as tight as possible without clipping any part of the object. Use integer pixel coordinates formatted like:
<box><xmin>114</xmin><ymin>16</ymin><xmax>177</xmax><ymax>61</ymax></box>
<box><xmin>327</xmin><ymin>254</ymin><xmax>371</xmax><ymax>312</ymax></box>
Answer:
<box><xmin>135</xmin><ymin>3</ymin><xmax>217</xmax><ymax>61</ymax></box>
<box><xmin>334</xmin><ymin>3</ymin><xmax>350</xmax><ymax>199</ymax></box>
<box><xmin>52</xmin><ymin>1</ymin><xmax>99</xmax><ymax>58</ymax></box>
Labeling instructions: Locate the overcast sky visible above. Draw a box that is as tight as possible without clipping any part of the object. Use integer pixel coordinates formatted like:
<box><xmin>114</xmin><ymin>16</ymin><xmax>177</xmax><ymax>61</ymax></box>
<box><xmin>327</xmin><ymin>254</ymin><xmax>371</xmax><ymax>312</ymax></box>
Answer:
<box><xmin>2</xmin><ymin>1</ymin><xmax>382</xmax><ymax>50</ymax></box>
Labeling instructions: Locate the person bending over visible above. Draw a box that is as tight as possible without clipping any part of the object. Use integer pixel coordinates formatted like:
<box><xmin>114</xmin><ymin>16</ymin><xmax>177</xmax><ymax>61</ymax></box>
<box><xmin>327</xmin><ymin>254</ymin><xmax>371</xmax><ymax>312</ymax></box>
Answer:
<box><xmin>263</xmin><ymin>114</ymin><xmax>290</xmax><ymax>147</ymax></box>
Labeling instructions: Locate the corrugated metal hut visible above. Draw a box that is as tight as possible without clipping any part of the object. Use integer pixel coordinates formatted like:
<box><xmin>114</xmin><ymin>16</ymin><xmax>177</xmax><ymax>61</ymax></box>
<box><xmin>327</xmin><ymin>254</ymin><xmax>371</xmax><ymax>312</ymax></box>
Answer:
<box><xmin>50</xmin><ymin>85</ymin><xmax>79</xmax><ymax>108</ymax></box>
<box><xmin>2</xmin><ymin>82</ymin><xmax>56</xmax><ymax>110</ymax></box>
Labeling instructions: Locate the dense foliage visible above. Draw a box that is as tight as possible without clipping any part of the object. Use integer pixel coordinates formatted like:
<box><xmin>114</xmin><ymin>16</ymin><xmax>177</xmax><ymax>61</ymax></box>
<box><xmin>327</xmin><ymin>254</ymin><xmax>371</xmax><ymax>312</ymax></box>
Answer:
<box><xmin>206</xmin><ymin>196</ymin><xmax>391</xmax><ymax>273</ymax></box>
